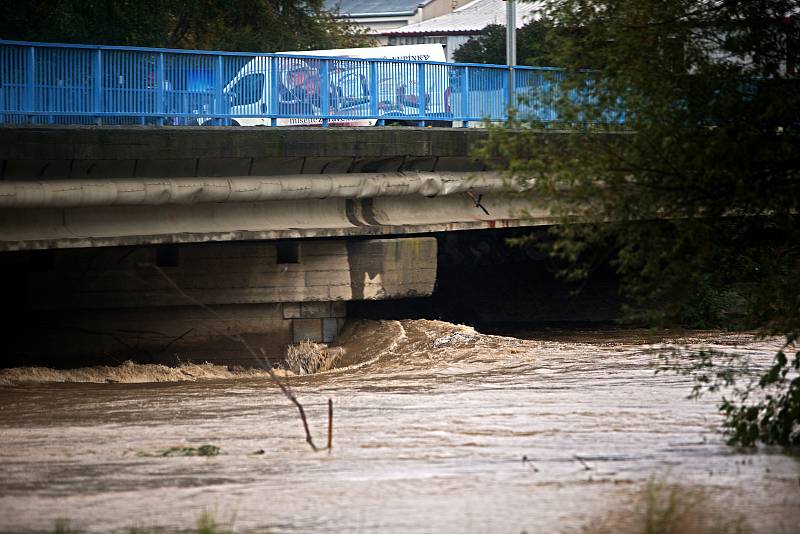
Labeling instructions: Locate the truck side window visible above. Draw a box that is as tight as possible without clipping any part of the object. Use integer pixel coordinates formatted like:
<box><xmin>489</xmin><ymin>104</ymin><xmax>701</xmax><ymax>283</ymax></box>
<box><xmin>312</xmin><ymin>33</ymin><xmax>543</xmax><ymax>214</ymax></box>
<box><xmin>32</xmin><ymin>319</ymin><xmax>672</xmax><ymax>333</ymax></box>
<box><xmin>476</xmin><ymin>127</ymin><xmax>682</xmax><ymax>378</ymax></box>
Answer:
<box><xmin>231</xmin><ymin>73</ymin><xmax>265</xmax><ymax>106</ymax></box>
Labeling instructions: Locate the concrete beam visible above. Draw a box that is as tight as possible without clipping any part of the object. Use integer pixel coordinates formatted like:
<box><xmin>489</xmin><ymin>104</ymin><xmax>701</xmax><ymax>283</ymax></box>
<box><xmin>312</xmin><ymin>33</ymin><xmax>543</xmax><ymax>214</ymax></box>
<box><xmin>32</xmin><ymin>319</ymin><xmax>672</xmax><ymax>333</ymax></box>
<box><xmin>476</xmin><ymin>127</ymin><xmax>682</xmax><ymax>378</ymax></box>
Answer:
<box><xmin>0</xmin><ymin>125</ymin><xmax>488</xmax><ymax>164</ymax></box>
<box><xmin>0</xmin><ymin>172</ymin><xmax>521</xmax><ymax>208</ymax></box>
<box><xmin>0</xmin><ymin>193</ymin><xmax>550</xmax><ymax>251</ymax></box>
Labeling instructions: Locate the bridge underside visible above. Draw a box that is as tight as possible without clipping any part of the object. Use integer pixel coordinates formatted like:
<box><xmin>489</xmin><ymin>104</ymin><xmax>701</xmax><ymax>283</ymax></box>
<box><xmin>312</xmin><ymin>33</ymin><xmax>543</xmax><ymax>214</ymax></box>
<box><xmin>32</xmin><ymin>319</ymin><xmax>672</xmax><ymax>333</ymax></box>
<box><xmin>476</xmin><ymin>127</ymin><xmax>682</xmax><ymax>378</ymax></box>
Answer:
<box><xmin>0</xmin><ymin>126</ymin><xmax>553</xmax><ymax>368</ymax></box>
<box><xmin>3</xmin><ymin>238</ymin><xmax>438</xmax><ymax>367</ymax></box>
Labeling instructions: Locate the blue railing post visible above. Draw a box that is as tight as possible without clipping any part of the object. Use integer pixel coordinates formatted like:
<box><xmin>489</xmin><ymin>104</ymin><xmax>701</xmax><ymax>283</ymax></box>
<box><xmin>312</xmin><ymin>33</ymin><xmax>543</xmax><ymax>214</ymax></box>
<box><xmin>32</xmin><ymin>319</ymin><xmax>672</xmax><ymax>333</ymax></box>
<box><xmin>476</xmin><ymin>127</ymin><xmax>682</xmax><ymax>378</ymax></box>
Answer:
<box><xmin>215</xmin><ymin>54</ymin><xmax>225</xmax><ymax>125</ymax></box>
<box><xmin>417</xmin><ymin>62</ymin><xmax>426</xmax><ymax>127</ymax></box>
<box><xmin>270</xmin><ymin>55</ymin><xmax>278</xmax><ymax>127</ymax></box>
<box><xmin>92</xmin><ymin>48</ymin><xmax>102</xmax><ymax>125</ymax></box>
<box><xmin>320</xmin><ymin>59</ymin><xmax>329</xmax><ymax>127</ymax></box>
<box><xmin>24</xmin><ymin>46</ymin><xmax>35</xmax><ymax>122</ymax></box>
<box><xmin>369</xmin><ymin>60</ymin><xmax>378</xmax><ymax>119</ymax></box>
<box><xmin>461</xmin><ymin>66</ymin><xmax>469</xmax><ymax>128</ymax></box>
<box><xmin>156</xmin><ymin>52</ymin><xmax>165</xmax><ymax>126</ymax></box>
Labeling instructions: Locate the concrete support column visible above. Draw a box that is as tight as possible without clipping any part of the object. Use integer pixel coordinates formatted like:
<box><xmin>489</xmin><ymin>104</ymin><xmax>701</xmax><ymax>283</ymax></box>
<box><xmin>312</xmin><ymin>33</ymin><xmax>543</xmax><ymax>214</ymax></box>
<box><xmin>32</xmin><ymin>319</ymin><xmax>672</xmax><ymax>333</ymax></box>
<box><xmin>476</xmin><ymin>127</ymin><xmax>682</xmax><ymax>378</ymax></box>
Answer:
<box><xmin>283</xmin><ymin>301</ymin><xmax>347</xmax><ymax>343</ymax></box>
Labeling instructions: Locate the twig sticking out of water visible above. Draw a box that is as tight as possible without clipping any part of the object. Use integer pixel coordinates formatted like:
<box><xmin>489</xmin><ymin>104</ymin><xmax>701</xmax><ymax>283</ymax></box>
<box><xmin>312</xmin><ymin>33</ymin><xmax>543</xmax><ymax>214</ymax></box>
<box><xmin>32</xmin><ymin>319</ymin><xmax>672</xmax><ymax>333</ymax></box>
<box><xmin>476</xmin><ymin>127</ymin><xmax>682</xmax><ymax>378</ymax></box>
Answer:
<box><xmin>574</xmin><ymin>454</ymin><xmax>593</xmax><ymax>471</ymax></box>
<box><xmin>522</xmin><ymin>455</ymin><xmax>539</xmax><ymax>472</ymax></box>
<box><xmin>141</xmin><ymin>262</ymin><xmax>320</xmax><ymax>452</ymax></box>
<box><xmin>328</xmin><ymin>398</ymin><xmax>333</xmax><ymax>453</ymax></box>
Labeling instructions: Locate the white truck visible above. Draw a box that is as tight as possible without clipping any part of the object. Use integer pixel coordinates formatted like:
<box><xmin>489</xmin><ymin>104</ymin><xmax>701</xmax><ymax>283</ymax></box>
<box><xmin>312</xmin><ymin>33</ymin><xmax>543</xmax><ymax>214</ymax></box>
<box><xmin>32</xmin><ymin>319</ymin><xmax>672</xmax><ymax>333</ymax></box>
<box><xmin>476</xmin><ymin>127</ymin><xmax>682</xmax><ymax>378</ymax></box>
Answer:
<box><xmin>221</xmin><ymin>44</ymin><xmax>451</xmax><ymax>126</ymax></box>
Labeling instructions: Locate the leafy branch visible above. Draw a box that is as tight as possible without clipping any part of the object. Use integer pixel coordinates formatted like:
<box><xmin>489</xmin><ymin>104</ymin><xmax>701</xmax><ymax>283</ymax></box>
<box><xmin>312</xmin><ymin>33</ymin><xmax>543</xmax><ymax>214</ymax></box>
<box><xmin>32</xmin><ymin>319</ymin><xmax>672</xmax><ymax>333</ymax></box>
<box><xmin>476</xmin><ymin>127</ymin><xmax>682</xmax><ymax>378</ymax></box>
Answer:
<box><xmin>658</xmin><ymin>334</ymin><xmax>800</xmax><ymax>446</ymax></box>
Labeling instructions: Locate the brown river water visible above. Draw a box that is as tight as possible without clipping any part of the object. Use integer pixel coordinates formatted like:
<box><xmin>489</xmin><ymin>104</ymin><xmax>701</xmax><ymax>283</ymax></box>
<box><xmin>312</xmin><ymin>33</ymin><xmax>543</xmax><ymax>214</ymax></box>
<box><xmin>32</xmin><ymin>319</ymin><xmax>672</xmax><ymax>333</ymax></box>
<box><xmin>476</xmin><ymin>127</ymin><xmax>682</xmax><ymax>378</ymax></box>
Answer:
<box><xmin>1</xmin><ymin>319</ymin><xmax>798</xmax><ymax>533</ymax></box>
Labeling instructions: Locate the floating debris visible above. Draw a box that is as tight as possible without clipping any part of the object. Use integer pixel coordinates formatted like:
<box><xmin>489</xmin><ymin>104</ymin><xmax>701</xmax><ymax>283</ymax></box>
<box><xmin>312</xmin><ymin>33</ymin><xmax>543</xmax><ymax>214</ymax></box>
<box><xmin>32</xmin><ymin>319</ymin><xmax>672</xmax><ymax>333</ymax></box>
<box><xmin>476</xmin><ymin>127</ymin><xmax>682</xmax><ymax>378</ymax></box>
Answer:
<box><xmin>286</xmin><ymin>340</ymin><xmax>342</xmax><ymax>375</ymax></box>
<box><xmin>137</xmin><ymin>444</ymin><xmax>220</xmax><ymax>457</ymax></box>
<box><xmin>432</xmin><ymin>331</ymin><xmax>480</xmax><ymax>348</ymax></box>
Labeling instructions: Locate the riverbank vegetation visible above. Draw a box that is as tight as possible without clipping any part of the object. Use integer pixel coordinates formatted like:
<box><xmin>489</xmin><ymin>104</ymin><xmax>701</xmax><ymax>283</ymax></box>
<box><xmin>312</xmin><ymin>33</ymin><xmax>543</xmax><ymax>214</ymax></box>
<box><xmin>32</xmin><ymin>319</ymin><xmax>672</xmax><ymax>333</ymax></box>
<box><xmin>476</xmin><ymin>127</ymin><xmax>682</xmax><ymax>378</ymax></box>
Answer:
<box><xmin>585</xmin><ymin>478</ymin><xmax>751</xmax><ymax>534</ymax></box>
<box><xmin>52</xmin><ymin>509</ymin><xmax>236</xmax><ymax>533</ymax></box>
<box><xmin>49</xmin><ymin>478</ymin><xmax>752</xmax><ymax>533</ymax></box>
<box><xmin>479</xmin><ymin>0</ymin><xmax>800</xmax><ymax>446</ymax></box>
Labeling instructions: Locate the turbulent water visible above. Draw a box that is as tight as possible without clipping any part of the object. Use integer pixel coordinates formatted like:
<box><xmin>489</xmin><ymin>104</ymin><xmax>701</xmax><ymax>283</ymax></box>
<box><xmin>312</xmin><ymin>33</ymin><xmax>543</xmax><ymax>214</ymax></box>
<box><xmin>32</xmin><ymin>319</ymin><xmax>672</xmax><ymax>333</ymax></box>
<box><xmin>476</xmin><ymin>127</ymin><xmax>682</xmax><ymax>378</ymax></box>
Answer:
<box><xmin>1</xmin><ymin>320</ymin><xmax>798</xmax><ymax>533</ymax></box>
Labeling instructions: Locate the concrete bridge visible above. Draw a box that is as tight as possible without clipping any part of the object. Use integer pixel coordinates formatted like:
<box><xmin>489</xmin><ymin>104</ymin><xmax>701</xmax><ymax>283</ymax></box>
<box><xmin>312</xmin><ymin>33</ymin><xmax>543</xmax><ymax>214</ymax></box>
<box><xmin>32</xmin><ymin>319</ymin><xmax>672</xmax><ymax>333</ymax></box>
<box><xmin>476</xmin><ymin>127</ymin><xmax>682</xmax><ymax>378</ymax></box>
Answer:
<box><xmin>0</xmin><ymin>126</ymin><xmax>555</xmax><ymax>368</ymax></box>
<box><xmin>0</xmin><ymin>126</ymin><xmax>552</xmax><ymax>249</ymax></box>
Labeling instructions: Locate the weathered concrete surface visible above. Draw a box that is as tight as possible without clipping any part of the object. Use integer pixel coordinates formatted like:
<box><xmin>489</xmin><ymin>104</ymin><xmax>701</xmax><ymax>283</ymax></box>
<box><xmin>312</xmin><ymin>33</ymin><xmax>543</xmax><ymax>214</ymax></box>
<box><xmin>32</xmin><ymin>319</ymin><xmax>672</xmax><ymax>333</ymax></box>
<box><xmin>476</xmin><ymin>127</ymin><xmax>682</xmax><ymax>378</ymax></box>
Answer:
<box><xmin>0</xmin><ymin>172</ymin><xmax>516</xmax><ymax>208</ymax></box>
<box><xmin>0</xmin><ymin>126</ymin><xmax>551</xmax><ymax>251</ymax></box>
<box><xmin>27</xmin><ymin>239</ymin><xmax>436</xmax><ymax>308</ymax></box>
<box><xmin>0</xmin><ymin>193</ymin><xmax>547</xmax><ymax>251</ymax></box>
<box><xmin>346</xmin><ymin>238</ymin><xmax>437</xmax><ymax>300</ymax></box>
<box><xmin>0</xmin><ymin>126</ymin><xmax>489</xmax><ymax>177</ymax></box>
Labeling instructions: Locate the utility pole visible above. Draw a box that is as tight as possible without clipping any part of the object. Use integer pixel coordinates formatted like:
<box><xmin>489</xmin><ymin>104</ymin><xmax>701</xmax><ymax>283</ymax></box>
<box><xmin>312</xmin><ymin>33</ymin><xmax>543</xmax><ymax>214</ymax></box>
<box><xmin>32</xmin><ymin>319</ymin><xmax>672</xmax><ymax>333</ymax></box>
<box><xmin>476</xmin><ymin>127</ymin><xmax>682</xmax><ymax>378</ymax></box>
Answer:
<box><xmin>506</xmin><ymin>0</ymin><xmax>517</xmax><ymax>117</ymax></box>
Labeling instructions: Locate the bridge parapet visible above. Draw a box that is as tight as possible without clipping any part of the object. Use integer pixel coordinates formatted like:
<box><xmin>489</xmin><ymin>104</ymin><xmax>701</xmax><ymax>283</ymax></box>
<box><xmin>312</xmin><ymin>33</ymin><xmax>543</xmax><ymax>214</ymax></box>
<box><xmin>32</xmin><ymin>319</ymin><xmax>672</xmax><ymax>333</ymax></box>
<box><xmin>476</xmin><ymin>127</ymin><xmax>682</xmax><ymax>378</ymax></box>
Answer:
<box><xmin>0</xmin><ymin>40</ymin><xmax>568</xmax><ymax>127</ymax></box>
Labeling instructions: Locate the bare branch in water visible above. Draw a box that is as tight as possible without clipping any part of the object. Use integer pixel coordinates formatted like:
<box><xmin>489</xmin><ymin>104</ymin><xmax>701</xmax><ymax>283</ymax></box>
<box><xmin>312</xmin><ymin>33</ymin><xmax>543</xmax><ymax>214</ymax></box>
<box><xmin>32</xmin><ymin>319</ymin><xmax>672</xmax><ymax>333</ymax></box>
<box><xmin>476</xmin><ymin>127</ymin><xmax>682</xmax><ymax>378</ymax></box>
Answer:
<box><xmin>327</xmin><ymin>397</ymin><xmax>333</xmax><ymax>453</ymax></box>
<box><xmin>140</xmin><ymin>262</ymin><xmax>320</xmax><ymax>452</ymax></box>
<box><xmin>573</xmin><ymin>454</ymin><xmax>593</xmax><ymax>471</ymax></box>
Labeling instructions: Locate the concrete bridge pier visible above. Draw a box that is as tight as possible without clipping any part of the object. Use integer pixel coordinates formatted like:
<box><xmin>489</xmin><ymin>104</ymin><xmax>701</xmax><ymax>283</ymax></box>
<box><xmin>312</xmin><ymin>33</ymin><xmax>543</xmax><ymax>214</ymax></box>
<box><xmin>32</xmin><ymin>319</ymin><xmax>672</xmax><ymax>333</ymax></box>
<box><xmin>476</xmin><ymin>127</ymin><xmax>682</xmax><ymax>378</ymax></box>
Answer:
<box><xmin>12</xmin><ymin>237</ymin><xmax>436</xmax><ymax>368</ymax></box>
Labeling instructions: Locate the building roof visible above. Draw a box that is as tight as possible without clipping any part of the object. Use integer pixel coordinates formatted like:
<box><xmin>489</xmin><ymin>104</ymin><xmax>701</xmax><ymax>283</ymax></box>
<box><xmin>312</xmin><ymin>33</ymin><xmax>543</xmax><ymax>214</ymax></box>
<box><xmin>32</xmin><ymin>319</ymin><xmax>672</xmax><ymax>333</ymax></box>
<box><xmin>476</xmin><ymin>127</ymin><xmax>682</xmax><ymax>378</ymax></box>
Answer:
<box><xmin>384</xmin><ymin>0</ymin><xmax>541</xmax><ymax>35</ymax></box>
<box><xmin>324</xmin><ymin>0</ymin><xmax>430</xmax><ymax>18</ymax></box>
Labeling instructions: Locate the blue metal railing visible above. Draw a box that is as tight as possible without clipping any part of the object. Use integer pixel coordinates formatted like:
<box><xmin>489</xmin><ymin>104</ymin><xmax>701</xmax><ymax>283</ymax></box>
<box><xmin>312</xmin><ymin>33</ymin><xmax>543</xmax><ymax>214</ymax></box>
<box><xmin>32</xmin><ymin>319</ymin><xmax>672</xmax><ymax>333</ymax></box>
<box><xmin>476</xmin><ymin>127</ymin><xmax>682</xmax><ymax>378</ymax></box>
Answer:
<box><xmin>0</xmin><ymin>40</ymin><xmax>569</xmax><ymax>127</ymax></box>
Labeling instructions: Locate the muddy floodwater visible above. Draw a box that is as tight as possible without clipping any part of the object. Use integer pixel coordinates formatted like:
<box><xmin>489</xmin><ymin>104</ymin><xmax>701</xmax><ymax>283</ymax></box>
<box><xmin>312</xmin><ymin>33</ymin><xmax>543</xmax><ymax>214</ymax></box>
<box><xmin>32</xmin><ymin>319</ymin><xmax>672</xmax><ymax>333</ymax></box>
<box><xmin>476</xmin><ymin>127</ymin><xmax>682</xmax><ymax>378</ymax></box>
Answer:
<box><xmin>1</xmin><ymin>320</ymin><xmax>799</xmax><ymax>533</ymax></box>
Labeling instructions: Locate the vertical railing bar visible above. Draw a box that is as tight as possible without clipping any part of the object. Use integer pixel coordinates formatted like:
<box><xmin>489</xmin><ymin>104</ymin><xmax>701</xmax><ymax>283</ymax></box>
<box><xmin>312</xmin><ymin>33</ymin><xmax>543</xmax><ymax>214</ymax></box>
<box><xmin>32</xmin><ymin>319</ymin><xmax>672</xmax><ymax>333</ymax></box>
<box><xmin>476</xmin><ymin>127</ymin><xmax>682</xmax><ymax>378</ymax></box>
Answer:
<box><xmin>369</xmin><ymin>60</ymin><xmax>378</xmax><ymax>119</ymax></box>
<box><xmin>93</xmin><ymin>48</ymin><xmax>102</xmax><ymax>125</ymax></box>
<box><xmin>320</xmin><ymin>58</ymin><xmax>329</xmax><ymax>127</ymax></box>
<box><xmin>63</xmin><ymin>48</ymin><xmax>67</xmax><ymax>121</ymax></box>
<box><xmin>0</xmin><ymin>48</ymin><xmax>4</xmax><ymax>124</ymax></box>
<box><xmin>373</xmin><ymin>60</ymin><xmax>383</xmax><ymax>126</ymax></box>
<box><xmin>417</xmin><ymin>62</ymin><xmax>425</xmax><ymax>127</ymax></box>
<box><xmin>25</xmin><ymin>45</ymin><xmax>34</xmax><ymax>123</ymax></box>
<box><xmin>48</xmin><ymin>48</ymin><xmax>55</xmax><ymax>124</ymax></box>
<box><xmin>270</xmin><ymin>55</ymin><xmax>278</xmax><ymax>126</ymax></box>
<box><xmin>215</xmin><ymin>54</ymin><xmax>224</xmax><ymax>126</ymax></box>
<box><xmin>155</xmin><ymin>52</ymin><xmax>165</xmax><ymax>126</ymax></box>
<box><xmin>141</xmin><ymin>51</ymin><xmax>145</xmax><ymax>121</ymax></box>
<box><xmin>462</xmin><ymin>66</ymin><xmax>469</xmax><ymax>127</ymax></box>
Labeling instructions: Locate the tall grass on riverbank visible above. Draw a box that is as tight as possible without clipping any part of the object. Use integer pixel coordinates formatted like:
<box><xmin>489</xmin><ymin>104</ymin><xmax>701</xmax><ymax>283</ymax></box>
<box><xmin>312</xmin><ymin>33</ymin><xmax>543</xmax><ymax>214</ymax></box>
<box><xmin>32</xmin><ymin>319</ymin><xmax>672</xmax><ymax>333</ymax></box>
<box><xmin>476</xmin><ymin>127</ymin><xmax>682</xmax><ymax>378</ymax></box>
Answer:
<box><xmin>584</xmin><ymin>478</ymin><xmax>751</xmax><ymax>534</ymax></box>
<box><xmin>52</xmin><ymin>510</ymin><xmax>237</xmax><ymax>534</ymax></box>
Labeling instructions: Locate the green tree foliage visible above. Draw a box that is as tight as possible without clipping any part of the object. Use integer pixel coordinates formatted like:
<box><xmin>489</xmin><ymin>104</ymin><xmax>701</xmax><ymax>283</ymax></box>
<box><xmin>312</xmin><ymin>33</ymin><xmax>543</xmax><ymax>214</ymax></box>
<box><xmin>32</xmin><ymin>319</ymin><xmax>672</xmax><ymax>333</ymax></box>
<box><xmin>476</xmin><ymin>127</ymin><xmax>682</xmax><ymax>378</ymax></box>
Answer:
<box><xmin>452</xmin><ymin>20</ymin><xmax>557</xmax><ymax>66</ymax></box>
<box><xmin>477</xmin><ymin>0</ymin><xmax>800</xmax><ymax>446</ymax></box>
<box><xmin>0</xmin><ymin>0</ymin><xmax>373</xmax><ymax>52</ymax></box>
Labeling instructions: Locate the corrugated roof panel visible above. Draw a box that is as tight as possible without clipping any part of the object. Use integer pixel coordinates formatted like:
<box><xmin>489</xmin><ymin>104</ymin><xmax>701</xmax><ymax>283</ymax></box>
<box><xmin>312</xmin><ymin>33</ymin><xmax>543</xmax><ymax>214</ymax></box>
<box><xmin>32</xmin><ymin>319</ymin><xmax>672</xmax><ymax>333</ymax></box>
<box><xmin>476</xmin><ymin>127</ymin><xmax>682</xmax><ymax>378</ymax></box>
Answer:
<box><xmin>324</xmin><ymin>0</ymin><xmax>427</xmax><ymax>17</ymax></box>
<box><xmin>383</xmin><ymin>0</ymin><xmax>541</xmax><ymax>34</ymax></box>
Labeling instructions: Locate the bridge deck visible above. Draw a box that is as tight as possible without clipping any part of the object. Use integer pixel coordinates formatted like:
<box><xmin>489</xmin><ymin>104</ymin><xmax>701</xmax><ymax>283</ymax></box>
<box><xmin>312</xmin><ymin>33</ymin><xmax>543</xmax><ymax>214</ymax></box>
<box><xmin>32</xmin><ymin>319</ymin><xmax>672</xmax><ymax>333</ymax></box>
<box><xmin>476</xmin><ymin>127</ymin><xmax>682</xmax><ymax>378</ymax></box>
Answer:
<box><xmin>0</xmin><ymin>126</ymin><xmax>558</xmax><ymax>250</ymax></box>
